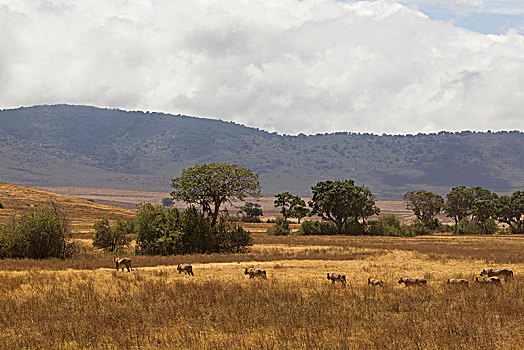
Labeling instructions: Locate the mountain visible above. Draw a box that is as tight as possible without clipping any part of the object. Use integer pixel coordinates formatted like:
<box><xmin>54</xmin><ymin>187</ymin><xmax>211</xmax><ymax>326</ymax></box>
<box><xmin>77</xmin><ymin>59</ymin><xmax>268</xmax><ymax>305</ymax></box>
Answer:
<box><xmin>0</xmin><ymin>105</ymin><xmax>522</xmax><ymax>198</ymax></box>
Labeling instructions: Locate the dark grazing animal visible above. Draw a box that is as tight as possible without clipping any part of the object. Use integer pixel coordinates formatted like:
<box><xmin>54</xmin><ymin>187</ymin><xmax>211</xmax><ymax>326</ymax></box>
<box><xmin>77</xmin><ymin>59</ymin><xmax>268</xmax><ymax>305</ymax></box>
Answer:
<box><xmin>480</xmin><ymin>269</ymin><xmax>513</xmax><ymax>280</ymax></box>
<box><xmin>475</xmin><ymin>277</ymin><xmax>502</xmax><ymax>284</ymax></box>
<box><xmin>114</xmin><ymin>257</ymin><xmax>133</xmax><ymax>272</ymax></box>
<box><xmin>244</xmin><ymin>268</ymin><xmax>267</xmax><ymax>279</ymax></box>
<box><xmin>398</xmin><ymin>277</ymin><xmax>427</xmax><ymax>287</ymax></box>
<box><xmin>446</xmin><ymin>278</ymin><xmax>469</xmax><ymax>286</ymax></box>
<box><xmin>177</xmin><ymin>264</ymin><xmax>194</xmax><ymax>276</ymax></box>
<box><xmin>327</xmin><ymin>273</ymin><xmax>347</xmax><ymax>286</ymax></box>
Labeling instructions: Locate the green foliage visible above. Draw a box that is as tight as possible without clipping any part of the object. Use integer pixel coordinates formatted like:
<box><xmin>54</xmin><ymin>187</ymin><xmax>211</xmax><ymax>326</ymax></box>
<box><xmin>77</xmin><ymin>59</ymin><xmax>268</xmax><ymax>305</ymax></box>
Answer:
<box><xmin>161</xmin><ymin>198</ymin><xmax>174</xmax><ymax>207</ymax></box>
<box><xmin>92</xmin><ymin>219</ymin><xmax>131</xmax><ymax>253</ymax></box>
<box><xmin>171</xmin><ymin>163</ymin><xmax>261</xmax><ymax>226</ymax></box>
<box><xmin>403</xmin><ymin>190</ymin><xmax>444</xmax><ymax>228</ymax></box>
<box><xmin>0</xmin><ymin>206</ymin><xmax>73</xmax><ymax>259</ymax></box>
<box><xmin>368</xmin><ymin>215</ymin><xmax>404</xmax><ymax>236</ymax></box>
<box><xmin>470</xmin><ymin>187</ymin><xmax>498</xmax><ymax>233</ymax></box>
<box><xmin>133</xmin><ymin>203</ymin><xmax>252</xmax><ymax>255</ymax></box>
<box><xmin>456</xmin><ymin>218</ymin><xmax>499</xmax><ymax>235</ymax></box>
<box><xmin>296</xmin><ymin>220</ymin><xmax>320</xmax><ymax>235</ymax></box>
<box><xmin>274</xmin><ymin>192</ymin><xmax>308</xmax><ymax>222</ymax></box>
<box><xmin>238</xmin><ymin>202</ymin><xmax>263</xmax><ymax>223</ymax></box>
<box><xmin>309</xmin><ymin>179</ymin><xmax>379</xmax><ymax>234</ymax></box>
<box><xmin>496</xmin><ymin>191</ymin><xmax>524</xmax><ymax>234</ymax></box>
<box><xmin>444</xmin><ymin>186</ymin><xmax>475</xmax><ymax>228</ymax></box>
<box><xmin>266</xmin><ymin>217</ymin><xmax>290</xmax><ymax>236</ymax></box>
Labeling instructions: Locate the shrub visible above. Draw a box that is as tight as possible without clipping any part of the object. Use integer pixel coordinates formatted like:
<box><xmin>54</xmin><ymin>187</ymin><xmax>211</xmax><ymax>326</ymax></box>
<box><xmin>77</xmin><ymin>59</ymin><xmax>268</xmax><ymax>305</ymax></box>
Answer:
<box><xmin>133</xmin><ymin>204</ymin><xmax>253</xmax><ymax>255</ymax></box>
<box><xmin>296</xmin><ymin>220</ymin><xmax>320</xmax><ymax>235</ymax></box>
<box><xmin>368</xmin><ymin>215</ymin><xmax>404</xmax><ymax>236</ymax></box>
<box><xmin>0</xmin><ymin>206</ymin><xmax>74</xmax><ymax>259</ymax></box>
<box><xmin>317</xmin><ymin>221</ymin><xmax>338</xmax><ymax>235</ymax></box>
<box><xmin>456</xmin><ymin>218</ymin><xmax>498</xmax><ymax>235</ymax></box>
<box><xmin>266</xmin><ymin>217</ymin><xmax>290</xmax><ymax>235</ymax></box>
<box><xmin>92</xmin><ymin>219</ymin><xmax>131</xmax><ymax>253</ymax></box>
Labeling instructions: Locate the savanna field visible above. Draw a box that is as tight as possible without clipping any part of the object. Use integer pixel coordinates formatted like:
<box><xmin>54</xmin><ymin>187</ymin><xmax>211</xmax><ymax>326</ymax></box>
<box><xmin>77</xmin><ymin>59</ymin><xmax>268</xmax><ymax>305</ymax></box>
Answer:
<box><xmin>0</xmin><ymin>183</ymin><xmax>523</xmax><ymax>349</ymax></box>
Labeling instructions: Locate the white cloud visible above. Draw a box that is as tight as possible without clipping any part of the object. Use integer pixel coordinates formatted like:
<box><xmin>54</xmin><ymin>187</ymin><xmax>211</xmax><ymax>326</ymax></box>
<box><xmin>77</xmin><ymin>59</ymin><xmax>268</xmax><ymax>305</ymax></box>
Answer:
<box><xmin>0</xmin><ymin>0</ymin><xmax>523</xmax><ymax>134</ymax></box>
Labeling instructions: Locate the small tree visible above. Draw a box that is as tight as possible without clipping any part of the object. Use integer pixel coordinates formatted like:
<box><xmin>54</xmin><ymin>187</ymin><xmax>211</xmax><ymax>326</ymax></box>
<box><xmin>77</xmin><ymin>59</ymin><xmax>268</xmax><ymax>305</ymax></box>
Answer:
<box><xmin>444</xmin><ymin>186</ymin><xmax>475</xmax><ymax>230</ymax></box>
<box><xmin>403</xmin><ymin>190</ymin><xmax>444</xmax><ymax>228</ymax></box>
<box><xmin>92</xmin><ymin>219</ymin><xmax>131</xmax><ymax>252</ymax></box>
<box><xmin>470</xmin><ymin>187</ymin><xmax>498</xmax><ymax>233</ymax></box>
<box><xmin>292</xmin><ymin>205</ymin><xmax>310</xmax><ymax>224</ymax></box>
<box><xmin>238</xmin><ymin>202</ymin><xmax>263</xmax><ymax>223</ymax></box>
<box><xmin>274</xmin><ymin>192</ymin><xmax>309</xmax><ymax>223</ymax></box>
<box><xmin>309</xmin><ymin>179</ymin><xmax>379</xmax><ymax>234</ymax></box>
<box><xmin>161</xmin><ymin>198</ymin><xmax>174</xmax><ymax>207</ymax></box>
<box><xmin>496</xmin><ymin>191</ymin><xmax>524</xmax><ymax>234</ymax></box>
<box><xmin>171</xmin><ymin>163</ymin><xmax>261</xmax><ymax>227</ymax></box>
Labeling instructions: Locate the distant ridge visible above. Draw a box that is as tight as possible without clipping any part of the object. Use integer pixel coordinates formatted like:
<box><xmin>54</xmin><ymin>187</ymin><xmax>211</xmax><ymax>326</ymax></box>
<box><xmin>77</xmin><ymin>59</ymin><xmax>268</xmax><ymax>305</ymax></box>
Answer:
<box><xmin>0</xmin><ymin>105</ymin><xmax>522</xmax><ymax>198</ymax></box>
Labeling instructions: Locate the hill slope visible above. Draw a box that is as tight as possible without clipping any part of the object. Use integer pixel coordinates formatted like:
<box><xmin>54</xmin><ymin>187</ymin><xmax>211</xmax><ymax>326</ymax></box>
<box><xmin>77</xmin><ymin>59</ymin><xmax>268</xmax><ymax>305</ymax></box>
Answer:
<box><xmin>0</xmin><ymin>105</ymin><xmax>522</xmax><ymax>198</ymax></box>
<box><xmin>0</xmin><ymin>182</ymin><xmax>134</xmax><ymax>233</ymax></box>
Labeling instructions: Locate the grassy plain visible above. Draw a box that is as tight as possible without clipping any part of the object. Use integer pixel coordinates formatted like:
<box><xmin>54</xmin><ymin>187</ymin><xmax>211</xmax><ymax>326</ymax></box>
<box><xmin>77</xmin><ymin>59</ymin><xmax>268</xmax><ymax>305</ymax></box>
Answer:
<box><xmin>0</xmin><ymin>233</ymin><xmax>523</xmax><ymax>349</ymax></box>
<box><xmin>1</xmin><ymin>184</ymin><xmax>523</xmax><ymax>349</ymax></box>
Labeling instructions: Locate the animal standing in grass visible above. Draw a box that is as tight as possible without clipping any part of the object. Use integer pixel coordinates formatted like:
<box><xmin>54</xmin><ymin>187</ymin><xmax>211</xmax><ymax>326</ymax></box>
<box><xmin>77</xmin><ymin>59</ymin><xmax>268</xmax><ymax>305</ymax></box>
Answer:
<box><xmin>446</xmin><ymin>278</ymin><xmax>469</xmax><ymax>286</ymax></box>
<box><xmin>475</xmin><ymin>277</ymin><xmax>502</xmax><ymax>284</ymax></box>
<box><xmin>177</xmin><ymin>264</ymin><xmax>194</xmax><ymax>276</ymax></box>
<box><xmin>114</xmin><ymin>257</ymin><xmax>133</xmax><ymax>272</ymax></box>
<box><xmin>480</xmin><ymin>269</ymin><xmax>513</xmax><ymax>280</ymax></box>
<box><xmin>368</xmin><ymin>278</ymin><xmax>384</xmax><ymax>286</ymax></box>
<box><xmin>398</xmin><ymin>278</ymin><xmax>427</xmax><ymax>287</ymax></box>
<box><xmin>244</xmin><ymin>268</ymin><xmax>267</xmax><ymax>279</ymax></box>
<box><xmin>327</xmin><ymin>273</ymin><xmax>347</xmax><ymax>286</ymax></box>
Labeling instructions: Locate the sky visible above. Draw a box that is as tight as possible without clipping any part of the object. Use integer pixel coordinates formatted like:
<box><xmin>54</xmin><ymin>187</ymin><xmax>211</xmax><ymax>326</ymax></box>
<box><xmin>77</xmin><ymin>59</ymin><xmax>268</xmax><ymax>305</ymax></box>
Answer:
<box><xmin>0</xmin><ymin>0</ymin><xmax>523</xmax><ymax>135</ymax></box>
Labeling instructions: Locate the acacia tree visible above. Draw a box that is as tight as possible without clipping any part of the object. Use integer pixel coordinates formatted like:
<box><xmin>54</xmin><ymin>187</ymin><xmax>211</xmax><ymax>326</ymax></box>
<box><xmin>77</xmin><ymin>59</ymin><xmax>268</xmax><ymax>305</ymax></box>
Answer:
<box><xmin>274</xmin><ymin>192</ymin><xmax>308</xmax><ymax>222</ymax></box>
<box><xmin>496</xmin><ymin>191</ymin><xmax>524</xmax><ymax>234</ymax></box>
<box><xmin>171</xmin><ymin>163</ymin><xmax>261</xmax><ymax>227</ymax></box>
<box><xmin>444</xmin><ymin>186</ymin><xmax>475</xmax><ymax>230</ymax></box>
<box><xmin>309</xmin><ymin>179</ymin><xmax>379</xmax><ymax>234</ymax></box>
<box><xmin>470</xmin><ymin>187</ymin><xmax>498</xmax><ymax>231</ymax></box>
<box><xmin>403</xmin><ymin>190</ymin><xmax>444</xmax><ymax>228</ymax></box>
<box><xmin>238</xmin><ymin>202</ymin><xmax>263</xmax><ymax>223</ymax></box>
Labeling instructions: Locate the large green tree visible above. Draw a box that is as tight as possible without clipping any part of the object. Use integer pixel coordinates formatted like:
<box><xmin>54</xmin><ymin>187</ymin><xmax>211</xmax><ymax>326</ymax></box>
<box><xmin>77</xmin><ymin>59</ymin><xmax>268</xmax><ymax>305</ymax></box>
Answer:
<box><xmin>444</xmin><ymin>186</ymin><xmax>475</xmax><ymax>229</ymax></box>
<box><xmin>496</xmin><ymin>191</ymin><xmax>524</xmax><ymax>234</ymax></box>
<box><xmin>403</xmin><ymin>190</ymin><xmax>444</xmax><ymax>228</ymax></box>
<box><xmin>309</xmin><ymin>179</ymin><xmax>379</xmax><ymax>234</ymax></box>
<box><xmin>171</xmin><ymin>163</ymin><xmax>261</xmax><ymax>226</ymax></box>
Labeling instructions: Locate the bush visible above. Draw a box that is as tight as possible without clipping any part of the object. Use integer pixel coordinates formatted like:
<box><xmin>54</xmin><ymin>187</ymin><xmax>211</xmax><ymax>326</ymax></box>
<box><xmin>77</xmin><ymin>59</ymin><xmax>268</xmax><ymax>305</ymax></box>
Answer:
<box><xmin>0</xmin><ymin>206</ymin><xmax>74</xmax><ymax>259</ymax></box>
<box><xmin>456</xmin><ymin>218</ymin><xmax>499</xmax><ymax>235</ymax></box>
<box><xmin>318</xmin><ymin>221</ymin><xmax>338</xmax><ymax>235</ymax></box>
<box><xmin>92</xmin><ymin>219</ymin><xmax>132</xmax><ymax>253</ymax></box>
<box><xmin>133</xmin><ymin>204</ymin><xmax>253</xmax><ymax>255</ymax></box>
<box><xmin>266</xmin><ymin>217</ymin><xmax>290</xmax><ymax>235</ymax></box>
<box><xmin>368</xmin><ymin>215</ymin><xmax>404</xmax><ymax>236</ymax></box>
<box><xmin>296</xmin><ymin>220</ymin><xmax>320</xmax><ymax>235</ymax></box>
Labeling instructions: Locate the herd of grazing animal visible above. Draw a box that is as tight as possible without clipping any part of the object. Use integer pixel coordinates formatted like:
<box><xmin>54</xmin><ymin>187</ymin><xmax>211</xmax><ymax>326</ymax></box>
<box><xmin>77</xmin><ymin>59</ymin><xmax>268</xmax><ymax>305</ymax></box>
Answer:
<box><xmin>112</xmin><ymin>258</ymin><xmax>514</xmax><ymax>288</ymax></box>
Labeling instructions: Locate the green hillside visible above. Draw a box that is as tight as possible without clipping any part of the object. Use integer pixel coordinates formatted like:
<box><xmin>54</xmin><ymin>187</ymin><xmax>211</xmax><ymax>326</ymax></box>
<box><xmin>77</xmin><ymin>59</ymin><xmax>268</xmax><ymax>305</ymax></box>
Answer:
<box><xmin>0</xmin><ymin>105</ymin><xmax>522</xmax><ymax>198</ymax></box>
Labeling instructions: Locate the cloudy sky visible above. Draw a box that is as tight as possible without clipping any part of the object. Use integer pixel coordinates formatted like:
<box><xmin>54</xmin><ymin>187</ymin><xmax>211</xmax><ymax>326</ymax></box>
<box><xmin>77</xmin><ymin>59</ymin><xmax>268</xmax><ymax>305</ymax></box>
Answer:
<box><xmin>1</xmin><ymin>0</ymin><xmax>523</xmax><ymax>134</ymax></box>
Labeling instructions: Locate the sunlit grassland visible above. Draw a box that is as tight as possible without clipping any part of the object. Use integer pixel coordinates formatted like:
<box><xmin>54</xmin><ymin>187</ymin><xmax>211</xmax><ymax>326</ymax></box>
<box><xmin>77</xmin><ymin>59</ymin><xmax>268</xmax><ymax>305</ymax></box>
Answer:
<box><xmin>0</xmin><ymin>234</ymin><xmax>523</xmax><ymax>349</ymax></box>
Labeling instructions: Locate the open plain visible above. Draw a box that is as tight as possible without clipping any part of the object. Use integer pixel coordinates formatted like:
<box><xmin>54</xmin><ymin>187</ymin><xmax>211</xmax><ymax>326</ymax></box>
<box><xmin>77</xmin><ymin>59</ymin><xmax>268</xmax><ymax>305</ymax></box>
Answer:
<box><xmin>0</xmin><ymin>183</ymin><xmax>523</xmax><ymax>349</ymax></box>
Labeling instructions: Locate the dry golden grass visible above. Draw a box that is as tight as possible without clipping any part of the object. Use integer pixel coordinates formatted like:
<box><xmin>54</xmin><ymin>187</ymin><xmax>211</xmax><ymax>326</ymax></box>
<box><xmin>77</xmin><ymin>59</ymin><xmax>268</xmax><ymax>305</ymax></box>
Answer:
<box><xmin>1</xmin><ymin>184</ymin><xmax>523</xmax><ymax>348</ymax></box>
<box><xmin>0</xmin><ymin>182</ymin><xmax>135</xmax><ymax>233</ymax></box>
<box><xmin>0</xmin><ymin>234</ymin><xmax>523</xmax><ymax>349</ymax></box>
